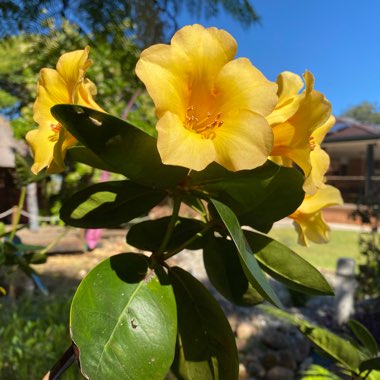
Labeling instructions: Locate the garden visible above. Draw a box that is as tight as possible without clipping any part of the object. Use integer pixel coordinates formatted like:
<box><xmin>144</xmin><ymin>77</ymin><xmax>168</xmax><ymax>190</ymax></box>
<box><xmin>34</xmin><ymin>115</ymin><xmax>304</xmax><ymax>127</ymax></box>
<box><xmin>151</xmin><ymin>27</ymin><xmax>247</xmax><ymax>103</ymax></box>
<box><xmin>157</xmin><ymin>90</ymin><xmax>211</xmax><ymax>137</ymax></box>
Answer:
<box><xmin>1</xmin><ymin>1</ymin><xmax>380</xmax><ymax>380</ymax></box>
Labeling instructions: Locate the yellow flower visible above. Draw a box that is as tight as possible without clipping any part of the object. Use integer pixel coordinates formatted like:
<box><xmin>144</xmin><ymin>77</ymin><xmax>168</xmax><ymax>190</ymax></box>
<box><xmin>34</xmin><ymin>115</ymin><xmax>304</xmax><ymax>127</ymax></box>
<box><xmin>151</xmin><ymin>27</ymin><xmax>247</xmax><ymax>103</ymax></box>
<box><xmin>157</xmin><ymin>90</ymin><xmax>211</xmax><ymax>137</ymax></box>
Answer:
<box><xmin>26</xmin><ymin>47</ymin><xmax>103</xmax><ymax>174</ymax></box>
<box><xmin>303</xmin><ymin>115</ymin><xmax>335</xmax><ymax>195</ymax></box>
<box><xmin>268</xmin><ymin>71</ymin><xmax>332</xmax><ymax>180</ymax></box>
<box><xmin>290</xmin><ymin>185</ymin><xmax>343</xmax><ymax>246</ymax></box>
<box><xmin>135</xmin><ymin>24</ymin><xmax>278</xmax><ymax>171</ymax></box>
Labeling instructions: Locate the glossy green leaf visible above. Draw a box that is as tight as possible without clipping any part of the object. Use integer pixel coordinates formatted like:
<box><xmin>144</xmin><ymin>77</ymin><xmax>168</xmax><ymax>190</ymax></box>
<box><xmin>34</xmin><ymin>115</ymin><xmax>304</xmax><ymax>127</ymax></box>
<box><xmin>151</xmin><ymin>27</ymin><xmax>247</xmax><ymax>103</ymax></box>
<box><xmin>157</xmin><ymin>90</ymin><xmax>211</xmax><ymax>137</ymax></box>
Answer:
<box><xmin>261</xmin><ymin>306</ymin><xmax>362</xmax><ymax>373</ymax></box>
<box><xmin>67</xmin><ymin>146</ymin><xmax>118</xmax><ymax>173</ymax></box>
<box><xmin>245</xmin><ymin>230</ymin><xmax>334</xmax><ymax>296</ymax></box>
<box><xmin>60</xmin><ymin>180</ymin><xmax>166</xmax><ymax>228</ymax></box>
<box><xmin>169</xmin><ymin>266</ymin><xmax>238</xmax><ymax>380</ymax></box>
<box><xmin>299</xmin><ymin>325</ymin><xmax>361</xmax><ymax>372</ymax></box>
<box><xmin>349</xmin><ymin>320</ymin><xmax>378</xmax><ymax>358</ymax></box>
<box><xmin>70</xmin><ymin>253</ymin><xmax>177</xmax><ymax>380</ymax></box>
<box><xmin>191</xmin><ymin>160</ymin><xmax>304</xmax><ymax>232</ymax></box>
<box><xmin>127</xmin><ymin>217</ymin><xmax>206</xmax><ymax>252</ymax></box>
<box><xmin>203</xmin><ymin>235</ymin><xmax>264</xmax><ymax>306</ymax></box>
<box><xmin>52</xmin><ymin>105</ymin><xmax>187</xmax><ymax>188</ymax></box>
<box><xmin>211</xmin><ymin>199</ymin><xmax>282</xmax><ymax>307</ymax></box>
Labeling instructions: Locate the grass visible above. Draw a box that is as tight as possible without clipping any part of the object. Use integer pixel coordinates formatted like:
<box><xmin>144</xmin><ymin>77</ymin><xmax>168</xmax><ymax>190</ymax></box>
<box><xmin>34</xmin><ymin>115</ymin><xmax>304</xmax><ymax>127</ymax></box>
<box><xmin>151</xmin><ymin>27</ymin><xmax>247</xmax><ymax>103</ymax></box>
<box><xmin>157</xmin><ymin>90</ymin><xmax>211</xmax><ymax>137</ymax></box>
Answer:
<box><xmin>269</xmin><ymin>225</ymin><xmax>362</xmax><ymax>271</ymax></box>
<box><xmin>0</xmin><ymin>294</ymin><xmax>82</xmax><ymax>380</ymax></box>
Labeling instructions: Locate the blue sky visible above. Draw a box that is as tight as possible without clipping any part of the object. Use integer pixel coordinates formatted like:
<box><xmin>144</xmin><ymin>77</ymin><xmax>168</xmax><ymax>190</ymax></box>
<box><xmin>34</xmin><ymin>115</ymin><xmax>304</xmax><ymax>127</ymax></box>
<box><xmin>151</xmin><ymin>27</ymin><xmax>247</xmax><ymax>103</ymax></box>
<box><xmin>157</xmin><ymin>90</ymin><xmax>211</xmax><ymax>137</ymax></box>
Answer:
<box><xmin>178</xmin><ymin>1</ymin><xmax>380</xmax><ymax>116</ymax></box>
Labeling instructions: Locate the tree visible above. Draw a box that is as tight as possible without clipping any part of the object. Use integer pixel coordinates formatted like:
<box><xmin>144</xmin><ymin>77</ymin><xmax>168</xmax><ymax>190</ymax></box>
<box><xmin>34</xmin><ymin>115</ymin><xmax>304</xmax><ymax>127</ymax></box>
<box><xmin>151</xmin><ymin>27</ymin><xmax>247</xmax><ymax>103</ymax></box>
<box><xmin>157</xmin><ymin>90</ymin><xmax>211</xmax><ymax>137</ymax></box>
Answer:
<box><xmin>0</xmin><ymin>0</ymin><xmax>260</xmax><ymax>138</ymax></box>
<box><xmin>342</xmin><ymin>102</ymin><xmax>380</xmax><ymax>125</ymax></box>
<box><xmin>0</xmin><ymin>1</ymin><xmax>259</xmax><ymax>45</ymax></box>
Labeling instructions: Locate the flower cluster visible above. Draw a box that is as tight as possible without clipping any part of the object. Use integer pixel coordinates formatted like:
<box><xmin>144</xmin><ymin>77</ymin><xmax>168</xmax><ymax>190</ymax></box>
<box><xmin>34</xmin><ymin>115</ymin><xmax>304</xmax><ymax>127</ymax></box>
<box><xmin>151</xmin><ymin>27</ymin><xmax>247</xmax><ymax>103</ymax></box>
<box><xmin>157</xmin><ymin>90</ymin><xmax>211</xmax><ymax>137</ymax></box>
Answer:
<box><xmin>26</xmin><ymin>24</ymin><xmax>342</xmax><ymax>245</ymax></box>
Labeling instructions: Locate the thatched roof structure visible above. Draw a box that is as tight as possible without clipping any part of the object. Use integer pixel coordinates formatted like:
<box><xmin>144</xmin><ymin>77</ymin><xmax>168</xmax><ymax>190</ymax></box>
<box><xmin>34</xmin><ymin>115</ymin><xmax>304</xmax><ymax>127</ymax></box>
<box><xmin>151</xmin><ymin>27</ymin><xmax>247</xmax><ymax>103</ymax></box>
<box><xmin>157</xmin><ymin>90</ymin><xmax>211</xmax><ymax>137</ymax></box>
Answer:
<box><xmin>0</xmin><ymin>116</ymin><xmax>28</xmax><ymax>168</ymax></box>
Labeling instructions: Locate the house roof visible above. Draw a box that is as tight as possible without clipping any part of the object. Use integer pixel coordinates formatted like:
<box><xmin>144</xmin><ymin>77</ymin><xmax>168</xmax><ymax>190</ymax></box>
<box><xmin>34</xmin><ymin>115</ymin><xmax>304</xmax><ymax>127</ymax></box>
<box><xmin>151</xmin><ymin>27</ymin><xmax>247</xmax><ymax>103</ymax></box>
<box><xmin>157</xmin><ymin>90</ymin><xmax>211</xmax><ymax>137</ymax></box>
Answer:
<box><xmin>0</xmin><ymin>116</ymin><xmax>28</xmax><ymax>168</ymax></box>
<box><xmin>325</xmin><ymin>117</ymin><xmax>380</xmax><ymax>143</ymax></box>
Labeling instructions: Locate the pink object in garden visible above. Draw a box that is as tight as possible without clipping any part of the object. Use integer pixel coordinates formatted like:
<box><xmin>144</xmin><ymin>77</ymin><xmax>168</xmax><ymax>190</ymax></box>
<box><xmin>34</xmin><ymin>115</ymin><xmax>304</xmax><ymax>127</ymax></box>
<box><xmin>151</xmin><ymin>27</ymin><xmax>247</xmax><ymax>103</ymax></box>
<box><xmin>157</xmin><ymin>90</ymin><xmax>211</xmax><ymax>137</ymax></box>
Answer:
<box><xmin>85</xmin><ymin>171</ymin><xmax>110</xmax><ymax>250</ymax></box>
<box><xmin>85</xmin><ymin>228</ymin><xmax>103</xmax><ymax>250</ymax></box>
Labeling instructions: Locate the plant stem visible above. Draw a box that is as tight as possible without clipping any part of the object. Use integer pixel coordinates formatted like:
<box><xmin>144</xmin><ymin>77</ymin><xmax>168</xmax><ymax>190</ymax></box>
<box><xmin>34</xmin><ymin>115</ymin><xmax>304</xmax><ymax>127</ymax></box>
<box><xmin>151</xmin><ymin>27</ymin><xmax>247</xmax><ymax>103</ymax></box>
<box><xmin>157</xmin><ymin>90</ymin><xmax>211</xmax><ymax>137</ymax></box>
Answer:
<box><xmin>9</xmin><ymin>185</ymin><xmax>26</xmax><ymax>242</ymax></box>
<box><xmin>163</xmin><ymin>221</ymin><xmax>214</xmax><ymax>261</ymax></box>
<box><xmin>155</xmin><ymin>196</ymin><xmax>182</xmax><ymax>258</ymax></box>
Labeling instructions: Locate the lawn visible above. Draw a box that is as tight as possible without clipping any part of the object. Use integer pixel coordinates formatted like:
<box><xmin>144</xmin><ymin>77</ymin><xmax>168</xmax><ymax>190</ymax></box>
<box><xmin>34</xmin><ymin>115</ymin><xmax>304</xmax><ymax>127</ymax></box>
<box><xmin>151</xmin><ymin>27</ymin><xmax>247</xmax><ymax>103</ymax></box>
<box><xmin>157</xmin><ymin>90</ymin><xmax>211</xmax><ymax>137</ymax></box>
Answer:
<box><xmin>268</xmin><ymin>224</ymin><xmax>363</xmax><ymax>271</ymax></box>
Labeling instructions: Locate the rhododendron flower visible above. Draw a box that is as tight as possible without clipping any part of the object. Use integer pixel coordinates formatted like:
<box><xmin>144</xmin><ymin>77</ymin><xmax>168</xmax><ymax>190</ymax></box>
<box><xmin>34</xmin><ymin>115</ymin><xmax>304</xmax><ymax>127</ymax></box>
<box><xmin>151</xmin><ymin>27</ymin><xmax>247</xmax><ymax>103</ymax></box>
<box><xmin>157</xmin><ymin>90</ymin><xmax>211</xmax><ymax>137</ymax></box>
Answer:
<box><xmin>268</xmin><ymin>71</ymin><xmax>332</xmax><ymax>181</ymax></box>
<box><xmin>136</xmin><ymin>24</ymin><xmax>278</xmax><ymax>171</ymax></box>
<box><xmin>290</xmin><ymin>185</ymin><xmax>343</xmax><ymax>246</ymax></box>
<box><xmin>303</xmin><ymin>115</ymin><xmax>335</xmax><ymax>195</ymax></box>
<box><xmin>26</xmin><ymin>47</ymin><xmax>103</xmax><ymax>174</ymax></box>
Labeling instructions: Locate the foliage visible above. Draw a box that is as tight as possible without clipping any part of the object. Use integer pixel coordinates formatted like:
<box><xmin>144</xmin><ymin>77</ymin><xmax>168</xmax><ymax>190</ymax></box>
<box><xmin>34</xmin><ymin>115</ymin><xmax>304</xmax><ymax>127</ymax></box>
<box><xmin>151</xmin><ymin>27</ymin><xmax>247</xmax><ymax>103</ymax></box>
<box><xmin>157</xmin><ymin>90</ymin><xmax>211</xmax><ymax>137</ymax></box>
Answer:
<box><xmin>351</xmin><ymin>197</ymin><xmax>380</xmax><ymax>299</ymax></box>
<box><xmin>0</xmin><ymin>155</ymin><xmax>51</xmax><ymax>295</ymax></box>
<box><xmin>0</xmin><ymin>294</ymin><xmax>81</xmax><ymax>380</ymax></box>
<box><xmin>0</xmin><ymin>1</ymin><xmax>259</xmax><ymax>44</ymax></box>
<box><xmin>263</xmin><ymin>306</ymin><xmax>380</xmax><ymax>380</ymax></box>
<box><xmin>31</xmin><ymin>103</ymin><xmax>339</xmax><ymax>378</ymax></box>
<box><xmin>342</xmin><ymin>101</ymin><xmax>380</xmax><ymax>125</ymax></box>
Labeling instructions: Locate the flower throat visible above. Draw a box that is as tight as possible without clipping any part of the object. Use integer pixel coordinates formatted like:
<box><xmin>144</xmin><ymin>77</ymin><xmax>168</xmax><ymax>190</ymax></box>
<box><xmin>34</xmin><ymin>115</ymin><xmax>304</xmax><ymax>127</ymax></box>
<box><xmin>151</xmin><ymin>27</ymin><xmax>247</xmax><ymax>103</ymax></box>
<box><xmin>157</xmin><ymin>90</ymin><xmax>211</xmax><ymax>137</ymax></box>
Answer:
<box><xmin>184</xmin><ymin>106</ymin><xmax>224</xmax><ymax>139</ymax></box>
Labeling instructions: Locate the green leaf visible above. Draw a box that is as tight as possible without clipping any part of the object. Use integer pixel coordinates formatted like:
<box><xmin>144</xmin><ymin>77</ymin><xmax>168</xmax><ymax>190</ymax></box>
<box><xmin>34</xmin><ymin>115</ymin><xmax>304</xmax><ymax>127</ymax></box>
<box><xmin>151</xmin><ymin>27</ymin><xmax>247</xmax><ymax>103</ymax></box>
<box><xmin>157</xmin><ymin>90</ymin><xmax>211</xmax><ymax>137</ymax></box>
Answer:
<box><xmin>349</xmin><ymin>320</ymin><xmax>378</xmax><ymax>358</ymax></box>
<box><xmin>300</xmin><ymin>364</ymin><xmax>342</xmax><ymax>380</ymax></box>
<box><xmin>70</xmin><ymin>253</ymin><xmax>177</xmax><ymax>380</ymax></box>
<box><xmin>67</xmin><ymin>146</ymin><xmax>118</xmax><ymax>173</ymax></box>
<box><xmin>245</xmin><ymin>230</ymin><xmax>334</xmax><ymax>296</ymax></box>
<box><xmin>52</xmin><ymin>105</ymin><xmax>187</xmax><ymax>188</ymax></box>
<box><xmin>261</xmin><ymin>306</ymin><xmax>362</xmax><ymax>373</ymax></box>
<box><xmin>60</xmin><ymin>180</ymin><xmax>166</xmax><ymax>228</ymax></box>
<box><xmin>360</xmin><ymin>358</ymin><xmax>380</xmax><ymax>373</ymax></box>
<box><xmin>169</xmin><ymin>266</ymin><xmax>238</xmax><ymax>380</ymax></box>
<box><xmin>211</xmin><ymin>199</ymin><xmax>282</xmax><ymax>307</ymax></box>
<box><xmin>299</xmin><ymin>325</ymin><xmax>361</xmax><ymax>372</ymax></box>
<box><xmin>203</xmin><ymin>235</ymin><xmax>264</xmax><ymax>306</ymax></box>
<box><xmin>190</xmin><ymin>160</ymin><xmax>304</xmax><ymax>232</ymax></box>
<box><xmin>127</xmin><ymin>217</ymin><xmax>206</xmax><ymax>252</ymax></box>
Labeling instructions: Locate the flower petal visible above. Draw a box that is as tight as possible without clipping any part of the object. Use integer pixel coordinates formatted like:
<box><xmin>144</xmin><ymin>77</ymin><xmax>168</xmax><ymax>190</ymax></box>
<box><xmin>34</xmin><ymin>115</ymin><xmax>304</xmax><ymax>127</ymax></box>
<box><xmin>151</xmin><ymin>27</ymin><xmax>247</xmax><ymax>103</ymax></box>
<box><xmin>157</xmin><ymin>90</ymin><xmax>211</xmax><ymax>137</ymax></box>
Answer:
<box><xmin>299</xmin><ymin>185</ymin><xmax>343</xmax><ymax>214</ymax></box>
<box><xmin>26</xmin><ymin>126</ymin><xmax>55</xmax><ymax>174</ymax></box>
<box><xmin>303</xmin><ymin>147</ymin><xmax>330</xmax><ymax>195</ymax></box>
<box><xmin>33</xmin><ymin>68</ymin><xmax>71</xmax><ymax>125</ymax></box>
<box><xmin>267</xmin><ymin>71</ymin><xmax>305</xmax><ymax>126</ymax></box>
<box><xmin>271</xmin><ymin>83</ymin><xmax>332</xmax><ymax>175</ymax></box>
<box><xmin>312</xmin><ymin>114</ymin><xmax>335</xmax><ymax>146</ymax></box>
<box><xmin>56</xmin><ymin>47</ymin><xmax>92</xmax><ymax>95</ymax></box>
<box><xmin>77</xmin><ymin>79</ymin><xmax>104</xmax><ymax>111</ymax></box>
<box><xmin>135</xmin><ymin>43</ymin><xmax>190</xmax><ymax>119</ymax></box>
<box><xmin>293</xmin><ymin>211</ymin><xmax>330</xmax><ymax>246</ymax></box>
<box><xmin>213</xmin><ymin>110</ymin><xmax>273</xmax><ymax>171</ymax></box>
<box><xmin>171</xmin><ymin>24</ymin><xmax>237</xmax><ymax>82</ymax></box>
<box><xmin>156</xmin><ymin>111</ymin><xmax>216</xmax><ymax>171</ymax></box>
<box><xmin>215</xmin><ymin>58</ymin><xmax>278</xmax><ymax>117</ymax></box>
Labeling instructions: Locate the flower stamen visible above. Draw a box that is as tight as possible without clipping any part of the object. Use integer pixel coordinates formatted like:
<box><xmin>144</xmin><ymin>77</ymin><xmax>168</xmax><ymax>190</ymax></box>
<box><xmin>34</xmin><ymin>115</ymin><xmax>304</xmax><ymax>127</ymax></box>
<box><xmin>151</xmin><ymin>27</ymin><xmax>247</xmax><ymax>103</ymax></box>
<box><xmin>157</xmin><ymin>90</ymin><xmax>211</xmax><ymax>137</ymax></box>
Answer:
<box><xmin>184</xmin><ymin>106</ymin><xmax>224</xmax><ymax>139</ymax></box>
<box><xmin>49</xmin><ymin>122</ymin><xmax>62</xmax><ymax>142</ymax></box>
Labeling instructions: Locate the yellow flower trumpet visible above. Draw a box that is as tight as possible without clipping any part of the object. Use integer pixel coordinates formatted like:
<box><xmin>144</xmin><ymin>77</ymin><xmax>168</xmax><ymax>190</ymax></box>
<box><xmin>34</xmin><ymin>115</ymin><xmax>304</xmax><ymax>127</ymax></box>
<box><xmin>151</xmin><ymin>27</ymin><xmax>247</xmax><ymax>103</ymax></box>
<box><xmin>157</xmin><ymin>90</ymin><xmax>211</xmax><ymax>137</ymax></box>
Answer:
<box><xmin>290</xmin><ymin>185</ymin><xmax>343</xmax><ymax>246</ymax></box>
<box><xmin>136</xmin><ymin>24</ymin><xmax>278</xmax><ymax>171</ymax></box>
<box><xmin>268</xmin><ymin>71</ymin><xmax>332</xmax><ymax>184</ymax></box>
<box><xmin>26</xmin><ymin>47</ymin><xmax>103</xmax><ymax>174</ymax></box>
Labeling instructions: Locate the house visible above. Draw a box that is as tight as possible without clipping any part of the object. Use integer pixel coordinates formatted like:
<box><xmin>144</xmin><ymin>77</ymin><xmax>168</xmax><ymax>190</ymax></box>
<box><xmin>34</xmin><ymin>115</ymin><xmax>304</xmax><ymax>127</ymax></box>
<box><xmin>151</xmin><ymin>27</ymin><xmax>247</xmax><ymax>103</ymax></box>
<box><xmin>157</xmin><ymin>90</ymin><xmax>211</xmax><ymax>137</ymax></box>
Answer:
<box><xmin>0</xmin><ymin>116</ymin><xmax>28</xmax><ymax>223</ymax></box>
<box><xmin>322</xmin><ymin>117</ymin><xmax>380</xmax><ymax>204</ymax></box>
